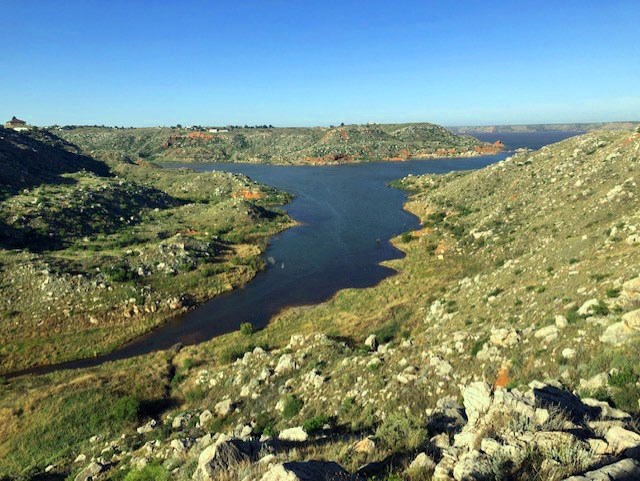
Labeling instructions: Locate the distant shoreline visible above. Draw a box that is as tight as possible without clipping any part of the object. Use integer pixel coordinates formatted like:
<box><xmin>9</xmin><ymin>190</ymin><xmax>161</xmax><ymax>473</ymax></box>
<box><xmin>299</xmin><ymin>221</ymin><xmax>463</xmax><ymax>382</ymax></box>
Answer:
<box><xmin>448</xmin><ymin>120</ymin><xmax>638</xmax><ymax>134</ymax></box>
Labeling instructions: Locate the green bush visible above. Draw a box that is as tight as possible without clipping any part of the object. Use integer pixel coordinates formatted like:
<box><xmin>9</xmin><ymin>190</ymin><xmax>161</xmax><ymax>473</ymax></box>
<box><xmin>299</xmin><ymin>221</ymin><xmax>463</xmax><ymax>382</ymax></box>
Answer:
<box><xmin>282</xmin><ymin>395</ymin><xmax>303</xmax><ymax>419</ymax></box>
<box><xmin>254</xmin><ymin>412</ymin><xmax>278</xmax><ymax>437</ymax></box>
<box><xmin>471</xmin><ymin>337</ymin><xmax>488</xmax><ymax>357</ymax></box>
<box><xmin>608</xmin><ymin>366</ymin><xmax>639</xmax><ymax>388</ymax></box>
<box><xmin>111</xmin><ymin>396</ymin><xmax>140</xmax><ymax>424</ymax></box>
<box><xmin>375</xmin><ymin>411</ymin><xmax>427</xmax><ymax>453</ymax></box>
<box><xmin>303</xmin><ymin>415</ymin><xmax>330</xmax><ymax>434</ymax></box>
<box><xmin>592</xmin><ymin>300</ymin><xmax>610</xmax><ymax>316</ymax></box>
<box><xmin>606</xmin><ymin>288</ymin><xmax>621</xmax><ymax>298</ymax></box>
<box><xmin>401</xmin><ymin>231</ymin><xmax>414</xmax><ymax>243</ymax></box>
<box><xmin>240</xmin><ymin>322</ymin><xmax>254</xmax><ymax>335</ymax></box>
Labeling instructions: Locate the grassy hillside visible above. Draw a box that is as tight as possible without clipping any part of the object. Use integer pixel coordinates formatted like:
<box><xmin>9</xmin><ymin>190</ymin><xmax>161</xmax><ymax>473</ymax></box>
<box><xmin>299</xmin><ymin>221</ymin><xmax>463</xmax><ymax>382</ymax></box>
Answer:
<box><xmin>54</xmin><ymin>123</ymin><xmax>500</xmax><ymax>165</ymax></box>
<box><xmin>1</xmin><ymin>129</ymin><xmax>639</xmax><ymax>480</ymax></box>
<box><xmin>0</xmin><ymin>128</ymin><xmax>292</xmax><ymax>374</ymax></box>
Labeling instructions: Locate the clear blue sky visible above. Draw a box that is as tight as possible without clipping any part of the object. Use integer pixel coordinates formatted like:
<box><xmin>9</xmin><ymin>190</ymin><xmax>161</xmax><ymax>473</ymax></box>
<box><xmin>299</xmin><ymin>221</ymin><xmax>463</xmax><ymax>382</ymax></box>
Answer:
<box><xmin>1</xmin><ymin>1</ymin><xmax>639</xmax><ymax>127</ymax></box>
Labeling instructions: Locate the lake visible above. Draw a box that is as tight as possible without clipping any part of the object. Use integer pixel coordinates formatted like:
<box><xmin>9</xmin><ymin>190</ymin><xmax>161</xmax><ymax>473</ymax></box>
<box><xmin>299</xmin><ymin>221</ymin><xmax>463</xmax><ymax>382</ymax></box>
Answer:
<box><xmin>10</xmin><ymin>131</ymin><xmax>580</xmax><ymax>377</ymax></box>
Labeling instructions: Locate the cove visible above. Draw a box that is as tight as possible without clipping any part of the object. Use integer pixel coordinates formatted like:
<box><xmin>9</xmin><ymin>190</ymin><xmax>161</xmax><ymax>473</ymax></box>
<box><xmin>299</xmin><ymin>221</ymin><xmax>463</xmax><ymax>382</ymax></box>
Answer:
<box><xmin>8</xmin><ymin>131</ymin><xmax>580</xmax><ymax>378</ymax></box>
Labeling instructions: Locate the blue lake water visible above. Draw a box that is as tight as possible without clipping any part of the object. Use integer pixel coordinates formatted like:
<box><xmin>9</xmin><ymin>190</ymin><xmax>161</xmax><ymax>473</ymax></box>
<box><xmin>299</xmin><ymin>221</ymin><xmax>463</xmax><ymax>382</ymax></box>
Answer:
<box><xmin>10</xmin><ymin>131</ymin><xmax>580</xmax><ymax>377</ymax></box>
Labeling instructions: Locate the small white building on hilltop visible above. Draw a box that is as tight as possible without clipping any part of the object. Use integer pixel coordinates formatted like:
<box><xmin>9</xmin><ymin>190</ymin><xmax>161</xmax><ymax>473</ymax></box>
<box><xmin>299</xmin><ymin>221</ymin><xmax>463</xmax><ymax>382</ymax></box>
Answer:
<box><xmin>4</xmin><ymin>116</ymin><xmax>30</xmax><ymax>131</ymax></box>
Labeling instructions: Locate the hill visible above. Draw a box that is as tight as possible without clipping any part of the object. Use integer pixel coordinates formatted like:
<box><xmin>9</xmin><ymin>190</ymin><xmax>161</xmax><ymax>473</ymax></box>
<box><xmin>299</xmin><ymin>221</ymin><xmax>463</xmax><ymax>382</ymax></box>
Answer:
<box><xmin>54</xmin><ymin>123</ymin><xmax>501</xmax><ymax>165</ymax></box>
<box><xmin>0</xmin><ymin>128</ymin><xmax>292</xmax><ymax>374</ymax></box>
<box><xmin>449</xmin><ymin>121</ymin><xmax>639</xmax><ymax>134</ymax></box>
<box><xmin>1</xmin><ymin>129</ymin><xmax>639</xmax><ymax>480</ymax></box>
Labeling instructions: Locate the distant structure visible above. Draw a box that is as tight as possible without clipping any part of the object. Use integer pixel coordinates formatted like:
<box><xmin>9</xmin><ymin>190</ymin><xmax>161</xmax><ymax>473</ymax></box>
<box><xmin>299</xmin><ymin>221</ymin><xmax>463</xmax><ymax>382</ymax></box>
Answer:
<box><xmin>207</xmin><ymin>128</ymin><xmax>229</xmax><ymax>133</ymax></box>
<box><xmin>4</xmin><ymin>116</ymin><xmax>30</xmax><ymax>131</ymax></box>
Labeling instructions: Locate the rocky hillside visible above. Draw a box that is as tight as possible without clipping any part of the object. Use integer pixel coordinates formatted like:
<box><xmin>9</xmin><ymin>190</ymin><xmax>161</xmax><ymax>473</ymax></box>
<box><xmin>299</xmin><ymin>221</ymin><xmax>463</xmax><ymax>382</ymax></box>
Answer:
<box><xmin>55</xmin><ymin>123</ymin><xmax>499</xmax><ymax>165</ymax></box>
<box><xmin>0</xmin><ymin>129</ymin><xmax>292</xmax><ymax>374</ymax></box>
<box><xmin>0</xmin><ymin>129</ymin><xmax>639</xmax><ymax>481</ymax></box>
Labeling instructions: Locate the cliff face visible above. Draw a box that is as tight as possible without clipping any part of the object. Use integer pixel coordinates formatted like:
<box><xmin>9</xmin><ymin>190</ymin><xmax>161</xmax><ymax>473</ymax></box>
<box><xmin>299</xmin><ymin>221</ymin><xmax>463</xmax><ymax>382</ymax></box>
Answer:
<box><xmin>55</xmin><ymin>122</ymin><xmax>496</xmax><ymax>165</ymax></box>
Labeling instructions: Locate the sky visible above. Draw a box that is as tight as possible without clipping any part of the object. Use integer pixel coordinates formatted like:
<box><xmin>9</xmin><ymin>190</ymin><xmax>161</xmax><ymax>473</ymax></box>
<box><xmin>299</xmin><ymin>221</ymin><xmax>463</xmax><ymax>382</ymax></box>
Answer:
<box><xmin>1</xmin><ymin>0</ymin><xmax>639</xmax><ymax>127</ymax></box>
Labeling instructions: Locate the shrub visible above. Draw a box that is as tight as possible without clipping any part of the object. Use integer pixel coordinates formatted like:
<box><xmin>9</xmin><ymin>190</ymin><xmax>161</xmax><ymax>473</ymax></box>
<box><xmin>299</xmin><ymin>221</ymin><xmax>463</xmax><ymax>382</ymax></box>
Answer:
<box><xmin>240</xmin><ymin>322</ymin><xmax>254</xmax><ymax>336</ymax></box>
<box><xmin>105</xmin><ymin>262</ymin><xmax>136</xmax><ymax>282</ymax></box>
<box><xmin>471</xmin><ymin>337</ymin><xmax>488</xmax><ymax>357</ymax></box>
<box><xmin>254</xmin><ymin>412</ymin><xmax>278</xmax><ymax>437</ymax></box>
<box><xmin>401</xmin><ymin>231</ymin><xmax>414</xmax><ymax>243</ymax></box>
<box><xmin>566</xmin><ymin>308</ymin><xmax>581</xmax><ymax>324</ymax></box>
<box><xmin>111</xmin><ymin>396</ymin><xmax>140</xmax><ymax>424</ymax></box>
<box><xmin>303</xmin><ymin>415</ymin><xmax>330</xmax><ymax>434</ymax></box>
<box><xmin>605</xmin><ymin>288</ymin><xmax>621</xmax><ymax>298</ymax></box>
<box><xmin>427</xmin><ymin>211</ymin><xmax>446</xmax><ymax>223</ymax></box>
<box><xmin>182</xmin><ymin>358</ymin><xmax>195</xmax><ymax>371</ymax></box>
<box><xmin>592</xmin><ymin>300</ymin><xmax>610</xmax><ymax>316</ymax></box>
<box><xmin>375</xmin><ymin>412</ymin><xmax>427</xmax><ymax>453</ymax></box>
<box><xmin>282</xmin><ymin>395</ymin><xmax>303</xmax><ymax>419</ymax></box>
<box><xmin>374</xmin><ymin>322</ymin><xmax>399</xmax><ymax>344</ymax></box>
<box><xmin>171</xmin><ymin>372</ymin><xmax>186</xmax><ymax>388</ymax></box>
<box><xmin>608</xmin><ymin>366</ymin><xmax>639</xmax><ymax>388</ymax></box>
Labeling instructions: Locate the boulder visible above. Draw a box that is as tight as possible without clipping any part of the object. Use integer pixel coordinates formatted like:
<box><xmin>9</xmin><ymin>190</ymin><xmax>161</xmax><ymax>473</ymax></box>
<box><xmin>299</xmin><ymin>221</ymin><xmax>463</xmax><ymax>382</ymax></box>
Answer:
<box><xmin>409</xmin><ymin>452</ymin><xmax>436</xmax><ymax>472</ymax></box>
<box><xmin>534</xmin><ymin>324</ymin><xmax>559</xmax><ymax>342</ymax></box>
<box><xmin>353</xmin><ymin>437</ymin><xmax>376</xmax><ymax>454</ymax></box>
<box><xmin>578</xmin><ymin>299</ymin><xmax>600</xmax><ymax>316</ymax></box>
<box><xmin>600</xmin><ymin>322</ymin><xmax>633</xmax><ymax>345</ymax></box>
<box><xmin>214</xmin><ymin>399</ymin><xmax>234</xmax><ymax>417</ymax></box>
<box><xmin>555</xmin><ymin>315</ymin><xmax>569</xmax><ymax>328</ymax></box>
<box><xmin>199</xmin><ymin>410</ymin><xmax>213</xmax><ymax>425</ymax></box>
<box><xmin>605</xmin><ymin>426</ymin><xmax>640</xmax><ymax>454</ymax></box>
<box><xmin>563</xmin><ymin>458</ymin><xmax>640</xmax><ymax>481</ymax></box>
<box><xmin>462</xmin><ymin>382</ymin><xmax>493</xmax><ymax>425</ymax></box>
<box><xmin>260</xmin><ymin>461</ymin><xmax>350</xmax><ymax>481</ymax></box>
<box><xmin>364</xmin><ymin>334</ymin><xmax>378</xmax><ymax>350</ymax></box>
<box><xmin>74</xmin><ymin>462</ymin><xmax>104</xmax><ymax>481</ymax></box>
<box><xmin>622</xmin><ymin>308</ymin><xmax>640</xmax><ymax>331</ymax></box>
<box><xmin>490</xmin><ymin>328</ymin><xmax>520</xmax><ymax>347</ymax></box>
<box><xmin>275</xmin><ymin>354</ymin><xmax>298</xmax><ymax>374</ymax></box>
<box><xmin>622</xmin><ymin>277</ymin><xmax>640</xmax><ymax>300</ymax></box>
<box><xmin>579</xmin><ymin>373</ymin><xmax>609</xmax><ymax>391</ymax></box>
<box><xmin>453</xmin><ymin>451</ymin><xmax>487</xmax><ymax>481</ymax></box>
<box><xmin>278</xmin><ymin>426</ymin><xmax>309</xmax><ymax>442</ymax></box>
<box><xmin>192</xmin><ymin>434</ymin><xmax>258</xmax><ymax>480</ymax></box>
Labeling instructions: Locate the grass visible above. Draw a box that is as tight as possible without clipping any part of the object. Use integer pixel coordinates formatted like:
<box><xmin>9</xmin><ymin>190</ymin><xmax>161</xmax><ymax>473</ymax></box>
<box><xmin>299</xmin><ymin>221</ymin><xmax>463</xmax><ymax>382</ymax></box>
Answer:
<box><xmin>282</xmin><ymin>395</ymin><xmax>304</xmax><ymax>419</ymax></box>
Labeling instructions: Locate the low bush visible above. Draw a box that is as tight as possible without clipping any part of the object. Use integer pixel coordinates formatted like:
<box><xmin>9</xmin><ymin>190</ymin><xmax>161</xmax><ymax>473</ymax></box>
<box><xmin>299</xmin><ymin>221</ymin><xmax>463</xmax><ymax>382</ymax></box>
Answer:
<box><xmin>375</xmin><ymin>412</ymin><xmax>427</xmax><ymax>453</ymax></box>
<box><xmin>303</xmin><ymin>415</ymin><xmax>331</xmax><ymax>434</ymax></box>
<box><xmin>282</xmin><ymin>394</ymin><xmax>303</xmax><ymax>419</ymax></box>
<box><xmin>240</xmin><ymin>322</ymin><xmax>254</xmax><ymax>335</ymax></box>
